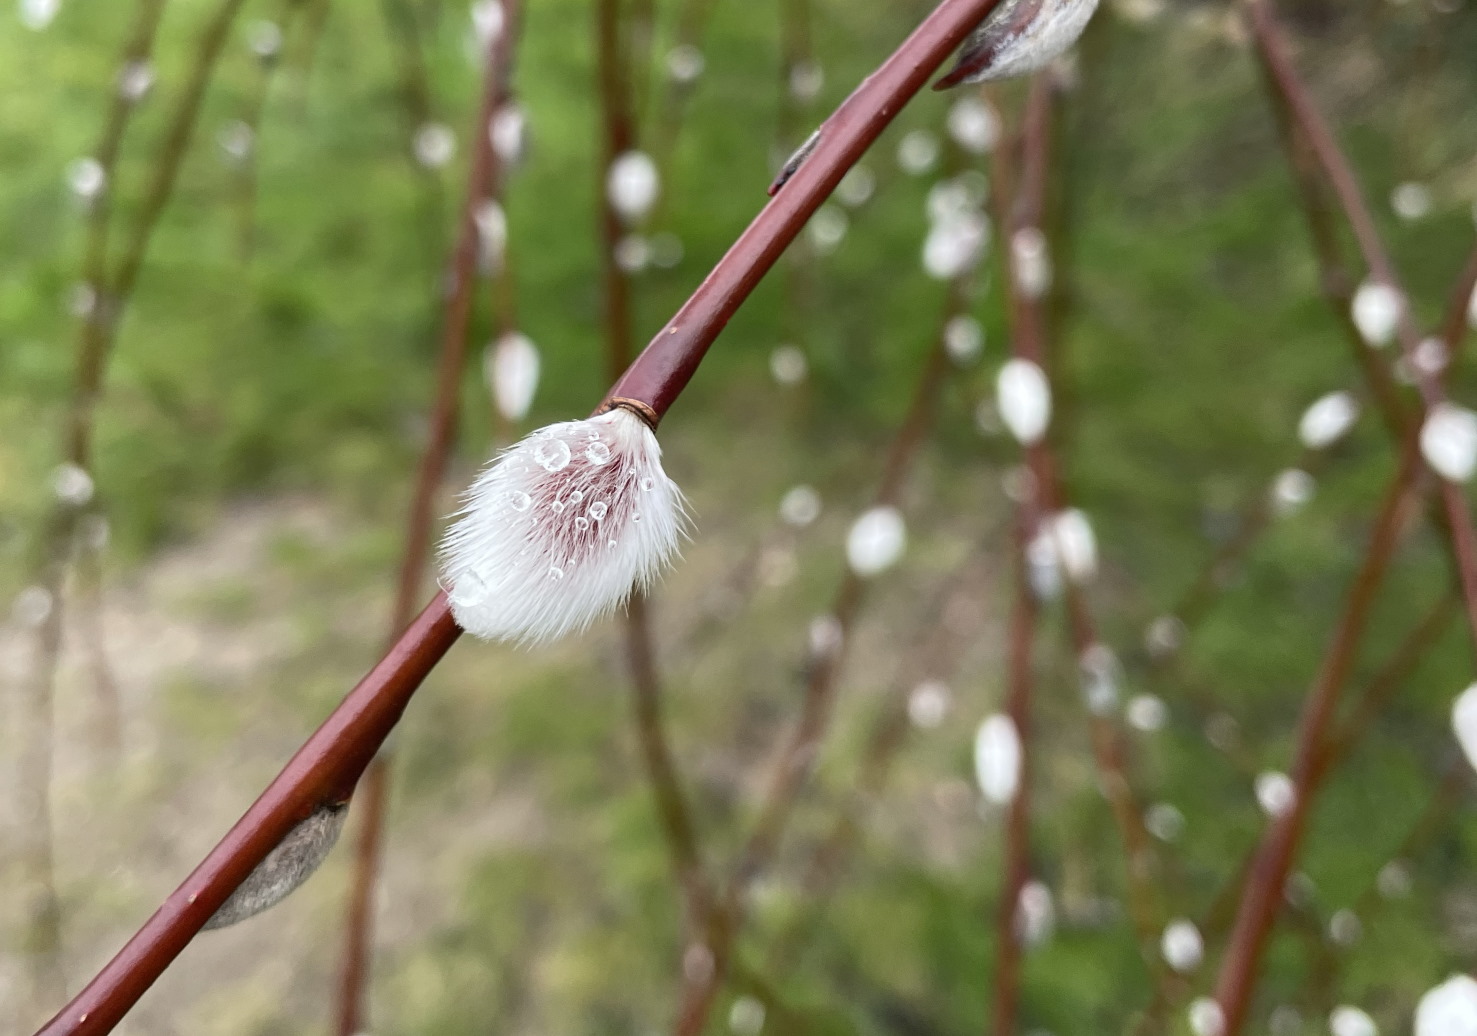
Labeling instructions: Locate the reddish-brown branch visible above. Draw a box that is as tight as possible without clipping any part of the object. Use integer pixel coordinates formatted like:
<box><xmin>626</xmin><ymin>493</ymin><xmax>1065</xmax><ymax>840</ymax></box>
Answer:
<box><xmin>1164</xmin><ymin>585</ymin><xmax>1457</xmax><ymax>1010</ymax></box>
<box><xmin>1439</xmin><ymin>246</ymin><xmax>1477</xmax><ymax>361</ymax></box>
<box><xmin>603</xmin><ymin>0</ymin><xmax>1009</xmax><ymax>421</ymax></box>
<box><xmin>628</xmin><ymin>592</ymin><xmax>713</xmax><ymax>923</ymax></box>
<box><xmin>1254</xmin><ymin>54</ymin><xmax>1408</xmax><ymax>440</ymax></box>
<box><xmin>39</xmin><ymin>6</ymin><xmax>1005</xmax><ymax>1030</ymax></box>
<box><xmin>333</xmin><ymin>12</ymin><xmax>522</xmax><ymax>1034</ymax></box>
<box><xmin>35</xmin><ymin>596</ymin><xmax>462</xmax><ymax>1036</ymax></box>
<box><xmin>672</xmin><ymin>277</ymin><xmax>970</xmax><ymax>1035</ymax></box>
<box><xmin>993</xmin><ymin>518</ymin><xmax>1039</xmax><ymax>1036</ymax></box>
<box><xmin>1212</xmin><ymin>440</ymin><xmax>1423</xmax><ymax>1036</ymax></box>
<box><xmin>598</xmin><ymin>0</ymin><xmax>639</xmax><ymax>380</ymax></box>
<box><xmin>597</xmin><ymin>0</ymin><xmax>715</xmax><ymax>936</ymax></box>
<box><xmin>1005</xmin><ymin>74</ymin><xmax>1159</xmax><ymax>949</ymax></box>
<box><xmin>1247</xmin><ymin>0</ymin><xmax>1477</xmax><ymax>653</ymax></box>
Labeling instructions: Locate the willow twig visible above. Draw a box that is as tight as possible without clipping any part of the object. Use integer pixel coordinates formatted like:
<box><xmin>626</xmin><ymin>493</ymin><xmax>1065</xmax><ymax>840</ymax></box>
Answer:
<box><xmin>671</xmin><ymin>269</ymin><xmax>971</xmax><ymax>1034</ymax></box>
<box><xmin>333</xmin><ymin>8</ymin><xmax>522</xmax><ymax>1033</ymax></box>
<box><xmin>17</xmin><ymin>0</ymin><xmax>227</xmax><ymax>1021</ymax></box>
<box><xmin>1246</xmin><ymin>0</ymin><xmax>1477</xmax><ymax>649</ymax></box>
<box><xmin>1005</xmin><ymin>73</ymin><xmax>1161</xmax><ymax>952</ymax></box>
<box><xmin>233</xmin><ymin>0</ymin><xmax>300</xmax><ymax>261</ymax></box>
<box><xmin>1212</xmin><ymin>440</ymin><xmax>1423</xmax><ymax>1036</ymax></box>
<box><xmin>597</xmin><ymin>0</ymin><xmax>717</xmax><ymax>938</ymax></box>
<box><xmin>764</xmin><ymin>552</ymin><xmax>993</xmax><ymax>974</ymax></box>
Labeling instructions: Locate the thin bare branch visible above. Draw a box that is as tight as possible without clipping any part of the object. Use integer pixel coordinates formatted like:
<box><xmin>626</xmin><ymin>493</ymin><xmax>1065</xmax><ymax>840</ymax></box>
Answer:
<box><xmin>334</xmin><ymin>8</ymin><xmax>523</xmax><ymax>1033</ymax></box>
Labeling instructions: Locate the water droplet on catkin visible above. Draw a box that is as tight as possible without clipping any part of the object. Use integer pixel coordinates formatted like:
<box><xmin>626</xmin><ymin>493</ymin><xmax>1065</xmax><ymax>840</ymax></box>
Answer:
<box><xmin>534</xmin><ymin>438</ymin><xmax>572</xmax><ymax>472</ymax></box>
<box><xmin>584</xmin><ymin>440</ymin><xmax>611</xmax><ymax>465</ymax></box>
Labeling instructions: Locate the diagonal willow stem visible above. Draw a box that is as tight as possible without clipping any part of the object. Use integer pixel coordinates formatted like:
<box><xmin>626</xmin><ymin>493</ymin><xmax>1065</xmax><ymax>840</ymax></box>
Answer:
<box><xmin>1204</xmin><ymin>12</ymin><xmax>1477</xmax><ymax>1029</ymax></box>
<box><xmin>628</xmin><ymin>591</ymin><xmax>713</xmax><ymax>923</ymax></box>
<box><xmin>333</xmin><ymin>9</ymin><xmax>523</xmax><ymax>1034</ymax></box>
<box><xmin>603</xmin><ymin>0</ymin><xmax>1009</xmax><ymax>422</ymax></box>
<box><xmin>1212</xmin><ymin>438</ymin><xmax>1424</xmax><ymax>1036</ymax></box>
<box><xmin>763</xmin><ymin>548</ymin><xmax>995</xmax><ymax>973</ymax></box>
<box><xmin>1187</xmin><ymin>588</ymin><xmax>1456</xmax><ymax>961</ymax></box>
<box><xmin>1246</xmin><ymin>0</ymin><xmax>1477</xmax><ymax>651</ymax></box>
<box><xmin>36</xmin><ymin>4</ymin><xmax>1007</xmax><ymax>1032</ymax></box>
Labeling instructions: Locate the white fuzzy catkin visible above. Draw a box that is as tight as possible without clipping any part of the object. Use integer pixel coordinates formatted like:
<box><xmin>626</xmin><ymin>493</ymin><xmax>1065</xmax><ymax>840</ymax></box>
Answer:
<box><xmin>607</xmin><ymin>151</ymin><xmax>660</xmax><ymax>224</ymax></box>
<box><xmin>1421</xmin><ymin>403</ymin><xmax>1477</xmax><ymax>483</ymax></box>
<box><xmin>997</xmin><ymin>358</ymin><xmax>1052</xmax><ymax>444</ymax></box>
<box><xmin>974</xmin><ymin>713</ymin><xmax>1022</xmax><ymax>804</ymax></box>
<box><xmin>1416</xmin><ymin>975</ymin><xmax>1477</xmax><ymax>1036</ymax></box>
<box><xmin>950</xmin><ymin>0</ymin><xmax>1101</xmax><ymax>84</ymax></box>
<box><xmin>439</xmin><ymin>408</ymin><xmax>686</xmax><ymax>644</ymax></box>
<box><xmin>485</xmin><ymin>331</ymin><xmax>540</xmax><ymax>422</ymax></box>
<box><xmin>1452</xmin><ymin>682</ymin><xmax>1477</xmax><ymax>773</ymax></box>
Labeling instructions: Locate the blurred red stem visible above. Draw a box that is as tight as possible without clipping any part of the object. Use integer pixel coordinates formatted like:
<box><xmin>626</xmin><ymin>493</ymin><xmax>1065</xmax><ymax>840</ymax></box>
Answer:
<box><xmin>1212</xmin><ymin>441</ymin><xmax>1422</xmax><ymax>1036</ymax></box>
<box><xmin>993</xmin><ymin>521</ymin><xmax>1038</xmax><ymax>1036</ymax></box>
<box><xmin>1007</xmin><ymin>74</ymin><xmax>1159</xmax><ymax>947</ymax></box>
<box><xmin>1248</xmin><ymin>0</ymin><xmax>1477</xmax><ymax>652</ymax></box>
<box><xmin>597</xmin><ymin>0</ymin><xmax>715</xmax><ymax>931</ymax></box>
<box><xmin>333</xmin><ymin>13</ymin><xmax>521</xmax><ymax>1035</ymax></box>
<box><xmin>672</xmin><ymin>279</ymin><xmax>967</xmax><ymax>1035</ymax></box>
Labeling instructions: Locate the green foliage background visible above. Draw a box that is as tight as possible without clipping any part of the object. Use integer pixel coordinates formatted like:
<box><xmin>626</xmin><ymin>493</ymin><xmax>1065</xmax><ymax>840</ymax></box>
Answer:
<box><xmin>3</xmin><ymin>0</ymin><xmax>1477</xmax><ymax>1033</ymax></box>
